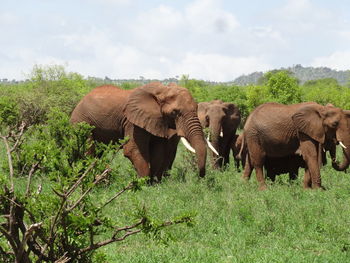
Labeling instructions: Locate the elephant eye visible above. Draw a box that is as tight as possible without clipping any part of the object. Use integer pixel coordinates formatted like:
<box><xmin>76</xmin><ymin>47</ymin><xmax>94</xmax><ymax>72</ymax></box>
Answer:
<box><xmin>171</xmin><ymin>109</ymin><xmax>179</xmax><ymax>116</ymax></box>
<box><xmin>205</xmin><ymin>115</ymin><xmax>210</xmax><ymax>124</ymax></box>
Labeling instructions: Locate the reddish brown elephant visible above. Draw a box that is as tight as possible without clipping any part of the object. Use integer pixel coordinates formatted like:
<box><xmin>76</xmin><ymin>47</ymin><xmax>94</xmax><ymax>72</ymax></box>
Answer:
<box><xmin>243</xmin><ymin>102</ymin><xmax>350</xmax><ymax>190</ymax></box>
<box><xmin>197</xmin><ymin>100</ymin><xmax>241</xmax><ymax>168</ymax></box>
<box><xmin>70</xmin><ymin>82</ymin><xmax>207</xmax><ymax>182</ymax></box>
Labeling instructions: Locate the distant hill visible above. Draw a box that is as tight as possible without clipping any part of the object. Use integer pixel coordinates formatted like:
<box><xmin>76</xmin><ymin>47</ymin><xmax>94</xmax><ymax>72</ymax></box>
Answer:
<box><xmin>233</xmin><ymin>65</ymin><xmax>350</xmax><ymax>86</ymax></box>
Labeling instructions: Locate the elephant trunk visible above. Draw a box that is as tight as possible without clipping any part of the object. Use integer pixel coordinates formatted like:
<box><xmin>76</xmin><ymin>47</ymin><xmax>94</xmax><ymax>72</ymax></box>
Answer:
<box><xmin>209</xmin><ymin>121</ymin><xmax>222</xmax><ymax>155</ymax></box>
<box><xmin>332</xmin><ymin>147</ymin><xmax>350</xmax><ymax>171</ymax></box>
<box><xmin>333</xmin><ymin>125</ymin><xmax>350</xmax><ymax>171</ymax></box>
<box><xmin>178</xmin><ymin>113</ymin><xmax>207</xmax><ymax>177</ymax></box>
<box><xmin>209</xmin><ymin>121</ymin><xmax>223</xmax><ymax>168</ymax></box>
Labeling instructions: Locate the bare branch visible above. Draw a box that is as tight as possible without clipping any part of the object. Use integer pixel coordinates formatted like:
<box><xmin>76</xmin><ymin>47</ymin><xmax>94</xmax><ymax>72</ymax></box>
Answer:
<box><xmin>0</xmin><ymin>225</ymin><xmax>17</xmax><ymax>254</ymax></box>
<box><xmin>10</xmin><ymin>121</ymin><xmax>26</xmax><ymax>152</ymax></box>
<box><xmin>25</xmin><ymin>160</ymin><xmax>42</xmax><ymax>197</ymax></box>
<box><xmin>54</xmin><ymin>252</ymin><xmax>70</xmax><ymax>263</ymax></box>
<box><xmin>17</xmin><ymin>222</ymin><xmax>42</xmax><ymax>262</ymax></box>
<box><xmin>1</xmin><ymin>135</ymin><xmax>14</xmax><ymax>192</ymax></box>
<box><xmin>98</xmin><ymin>181</ymin><xmax>135</xmax><ymax>211</ymax></box>
<box><xmin>65</xmin><ymin>160</ymin><xmax>97</xmax><ymax>198</ymax></box>
<box><xmin>67</xmin><ymin>168</ymin><xmax>111</xmax><ymax>212</ymax></box>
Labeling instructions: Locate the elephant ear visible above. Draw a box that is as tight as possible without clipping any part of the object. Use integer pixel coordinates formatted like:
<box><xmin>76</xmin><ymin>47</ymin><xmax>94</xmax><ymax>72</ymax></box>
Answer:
<box><xmin>198</xmin><ymin>102</ymin><xmax>210</xmax><ymax>113</ymax></box>
<box><xmin>223</xmin><ymin>103</ymin><xmax>238</xmax><ymax>115</ymax></box>
<box><xmin>125</xmin><ymin>87</ymin><xmax>168</xmax><ymax>138</ymax></box>
<box><xmin>343</xmin><ymin>110</ymin><xmax>350</xmax><ymax>118</ymax></box>
<box><xmin>198</xmin><ymin>102</ymin><xmax>210</xmax><ymax>127</ymax></box>
<box><xmin>292</xmin><ymin>105</ymin><xmax>325</xmax><ymax>143</ymax></box>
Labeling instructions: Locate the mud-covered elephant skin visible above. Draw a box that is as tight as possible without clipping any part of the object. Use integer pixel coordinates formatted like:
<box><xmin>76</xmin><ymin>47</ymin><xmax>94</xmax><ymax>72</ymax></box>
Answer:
<box><xmin>71</xmin><ymin>82</ymin><xmax>207</xmax><ymax>182</ymax></box>
<box><xmin>197</xmin><ymin>100</ymin><xmax>241</xmax><ymax>168</ymax></box>
<box><xmin>243</xmin><ymin>102</ymin><xmax>350</xmax><ymax>190</ymax></box>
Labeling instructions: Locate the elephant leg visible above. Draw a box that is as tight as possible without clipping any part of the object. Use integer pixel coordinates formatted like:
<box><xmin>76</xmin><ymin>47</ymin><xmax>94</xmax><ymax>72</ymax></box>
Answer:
<box><xmin>149</xmin><ymin>135</ymin><xmax>180</xmax><ymax>181</ymax></box>
<box><xmin>149</xmin><ymin>137</ymin><xmax>167</xmax><ymax>182</ymax></box>
<box><xmin>222</xmin><ymin>142</ymin><xmax>232</xmax><ymax>167</ymax></box>
<box><xmin>266</xmin><ymin>170</ymin><xmax>276</xmax><ymax>182</ymax></box>
<box><xmin>235</xmin><ymin>158</ymin><xmax>241</xmax><ymax>171</ymax></box>
<box><xmin>303</xmin><ymin>168</ymin><xmax>312</xmax><ymax>189</ymax></box>
<box><xmin>247</xmin><ymin>142</ymin><xmax>266</xmax><ymax>190</ymax></box>
<box><xmin>163</xmin><ymin>135</ymin><xmax>180</xmax><ymax>176</ymax></box>
<box><xmin>242</xmin><ymin>153</ymin><xmax>252</xmax><ymax>181</ymax></box>
<box><xmin>299</xmin><ymin>140</ymin><xmax>322</xmax><ymax>189</ymax></box>
<box><xmin>288</xmin><ymin>168</ymin><xmax>298</xmax><ymax>181</ymax></box>
<box><xmin>123</xmin><ymin>126</ymin><xmax>151</xmax><ymax>179</ymax></box>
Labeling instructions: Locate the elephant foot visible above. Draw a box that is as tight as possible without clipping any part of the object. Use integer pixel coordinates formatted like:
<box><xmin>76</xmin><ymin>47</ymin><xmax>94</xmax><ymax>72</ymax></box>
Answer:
<box><xmin>258</xmin><ymin>184</ymin><xmax>267</xmax><ymax>191</ymax></box>
<box><xmin>312</xmin><ymin>184</ymin><xmax>326</xmax><ymax>190</ymax></box>
<box><xmin>241</xmin><ymin>175</ymin><xmax>250</xmax><ymax>182</ymax></box>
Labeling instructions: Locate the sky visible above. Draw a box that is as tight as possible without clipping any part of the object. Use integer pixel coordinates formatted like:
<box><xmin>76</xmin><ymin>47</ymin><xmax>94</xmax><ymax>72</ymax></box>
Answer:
<box><xmin>1</xmin><ymin>0</ymin><xmax>350</xmax><ymax>81</ymax></box>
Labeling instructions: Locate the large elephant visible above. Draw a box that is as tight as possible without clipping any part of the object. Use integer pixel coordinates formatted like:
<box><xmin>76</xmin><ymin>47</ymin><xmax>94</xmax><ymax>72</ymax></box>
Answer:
<box><xmin>197</xmin><ymin>100</ymin><xmax>241</xmax><ymax>168</ymax></box>
<box><xmin>70</xmin><ymin>82</ymin><xmax>207</xmax><ymax>182</ymax></box>
<box><xmin>243</xmin><ymin>102</ymin><xmax>350</xmax><ymax>190</ymax></box>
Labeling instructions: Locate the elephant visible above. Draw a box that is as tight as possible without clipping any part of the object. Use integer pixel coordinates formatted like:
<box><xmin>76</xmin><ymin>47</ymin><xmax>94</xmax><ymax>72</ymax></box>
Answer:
<box><xmin>197</xmin><ymin>100</ymin><xmax>241</xmax><ymax>168</ymax></box>
<box><xmin>264</xmin><ymin>154</ymin><xmax>305</xmax><ymax>182</ymax></box>
<box><xmin>242</xmin><ymin>102</ymin><xmax>350</xmax><ymax>190</ymax></box>
<box><xmin>70</xmin><ymin>82</ymin><xmax>207</xmax><ymax>182</ymax></box>
<box><xmin>232</xmin><ymin>133</ymin><xmax>303</xmax><ymax>179</ymax></box>
<box><xmin>231</xmin><ymin>133</ymin><xmax>246</xmax><ymax>171</ymax></box>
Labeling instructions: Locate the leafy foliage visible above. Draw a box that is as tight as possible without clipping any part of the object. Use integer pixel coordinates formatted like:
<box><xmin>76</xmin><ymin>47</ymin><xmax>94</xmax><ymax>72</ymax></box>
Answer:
<box><xmin>0</xmin><ymin>66</ymin><xmax>194</xmax><ymax>262</ymax></box>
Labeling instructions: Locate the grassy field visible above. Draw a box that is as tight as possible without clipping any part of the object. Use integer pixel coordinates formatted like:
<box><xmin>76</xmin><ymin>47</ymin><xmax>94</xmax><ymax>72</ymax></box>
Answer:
<box><xmin>2</xmin><ymin>130</ymin><xmax>350</xmax><ymax>262</ymax></box>
<box><xmin>85</xmin><ymin>145</ymin><xmax>350</xmax><ymax>263</ymax></box>
<box><xmin>2</xmin><ymin>68</ymin><xmax>350</xmax><ymax>262</ymax></box>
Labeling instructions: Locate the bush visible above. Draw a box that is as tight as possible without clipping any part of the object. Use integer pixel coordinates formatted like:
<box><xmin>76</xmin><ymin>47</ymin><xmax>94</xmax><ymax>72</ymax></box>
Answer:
<box><xmin>0</xmin><ymin>105</ymin><xmax>193</xmax><ymax>262</ymax></box>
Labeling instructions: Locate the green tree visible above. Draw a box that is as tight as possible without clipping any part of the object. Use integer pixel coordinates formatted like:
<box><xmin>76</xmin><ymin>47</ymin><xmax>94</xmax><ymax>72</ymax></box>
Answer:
<box><xmin>264</xmin><ymin>70</ymin><xmax>302</xmax><ymax>104</ymax></box>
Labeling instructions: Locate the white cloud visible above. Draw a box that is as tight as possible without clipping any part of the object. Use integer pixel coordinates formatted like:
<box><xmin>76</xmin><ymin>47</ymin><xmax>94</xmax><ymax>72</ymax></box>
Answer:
<box><xmin>311</xmin><ymin>51</ymin><xmax>350</xmax><ymax>71</ymax></box>
<box><xmin>172</xmin><ymin>53</ymin><xmax>271</xmax><ymax>81</ymax></box>
<box><xmin>185</xmin><ymin>0</ymin><xmax>239</xmax><ymax>34</ymax></box>
<box><xmin>2</xmin><ymin>0</ymin><xmax>350</xmax><ymax>81</ymax></box>
<box><xmin>0</xmin><ymin>12</ymin><xmax>18</xmax><ymax>25</ymax></box>
<box><xmin>88</xmin><ymin>0</ymin><xmax>131</xmax><ymax>5</ymax></box>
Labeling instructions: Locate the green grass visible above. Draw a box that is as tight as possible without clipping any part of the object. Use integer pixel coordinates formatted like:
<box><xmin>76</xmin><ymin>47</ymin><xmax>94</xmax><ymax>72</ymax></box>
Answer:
<box><xmin>89</xmin><ymin>147</ymin><xmax>350</xmax><ymax>263</ymax></box>
<box><xmin>3</xmin><ymin>140</ymin><xmax>350</xmax><ymax>262</ymax></box>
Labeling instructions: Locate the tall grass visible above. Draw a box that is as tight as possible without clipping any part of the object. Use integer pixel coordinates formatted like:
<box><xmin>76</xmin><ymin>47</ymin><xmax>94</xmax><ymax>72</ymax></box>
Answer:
<box><xmin>90</xmin><ymin>145</ymin><xmax>350</xmax><ymax>262</ymax></box>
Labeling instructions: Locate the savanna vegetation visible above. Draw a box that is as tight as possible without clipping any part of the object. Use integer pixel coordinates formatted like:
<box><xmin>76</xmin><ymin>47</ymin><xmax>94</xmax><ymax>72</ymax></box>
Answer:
<box><xmin>1</xmin><ymin>65</ymin><xmax>350</xmax><ymax>262</ymax></box>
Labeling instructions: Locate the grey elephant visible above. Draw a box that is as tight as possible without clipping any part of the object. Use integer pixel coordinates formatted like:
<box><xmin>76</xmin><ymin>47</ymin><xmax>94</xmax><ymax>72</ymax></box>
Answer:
<box><xmin>243</xmin><ymin>102</ymin><xmax>350</xmax><ymax>190</ymax></box>
<box><xmin>197</xmin><ymin>100</ymin><xmax>241</xmax><ymax>168</ymax></box>
<box><xmin>70</xmin><ymin>82</ymin><xmax>207</xmax><ymax>182</ymax></box>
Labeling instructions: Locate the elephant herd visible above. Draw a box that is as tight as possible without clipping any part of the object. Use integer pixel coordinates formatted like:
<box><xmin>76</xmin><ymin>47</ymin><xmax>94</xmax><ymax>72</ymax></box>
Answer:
<box><xmin>71</xmin><ymin>82</ymin><xmax>350</xmax><ymax>190</ymax></box>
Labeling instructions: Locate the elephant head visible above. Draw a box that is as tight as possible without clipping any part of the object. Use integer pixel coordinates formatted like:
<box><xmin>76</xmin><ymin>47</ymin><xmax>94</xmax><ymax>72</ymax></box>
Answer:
<box><xmin>198</xmin><ymin>100</ymin><xmax>241</xmax><ymax>168</ymax></box>
<box><xmin>125</xmin><ymin>82</ymin><xmax>207</xmax><ymax>177</ymax></box>
<box><xmin>292</xmin><ymin>104</ymin><xmax>350</xmax><ymax>171</ymax></box>
<box><xmin>328</xmin><ymin>109</ymin><xmax>350</xmax><ymax>171</ymax></box>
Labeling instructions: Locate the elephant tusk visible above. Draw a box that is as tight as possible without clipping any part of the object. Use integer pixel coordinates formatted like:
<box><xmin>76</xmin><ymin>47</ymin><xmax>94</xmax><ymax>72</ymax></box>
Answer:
<box><xmin>220</xmin><ymin>131</ymin><xmax>223</xmax><ymax>137</ymax></box>
<box><xmin>339</xmin><ymin>141</ymin><xmax>347</xmax><ymax>149</ymax></box>
<box><xmin>206</xmin><ymin>138</ymin><xmax>219</xmax><ymax>156</ymax></box>
<box><xmin>180</xmin><ymin>137</ymin><xmax>196</xmax><ymax>153</ymax></box>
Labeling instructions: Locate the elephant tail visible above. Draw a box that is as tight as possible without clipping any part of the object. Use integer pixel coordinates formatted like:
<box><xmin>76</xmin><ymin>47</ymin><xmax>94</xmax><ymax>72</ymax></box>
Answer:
<box><xmin>237</xmin><ymin>134</ymin><xmax>245</xmax><ymax>161</ymax></box>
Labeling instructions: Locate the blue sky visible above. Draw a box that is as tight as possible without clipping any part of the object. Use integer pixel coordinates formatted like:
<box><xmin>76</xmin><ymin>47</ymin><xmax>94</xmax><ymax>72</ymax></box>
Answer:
<box><xmin>1</xmin><ymin>0</ymin><xmax>350</xmax><ymax>81</ymax></box>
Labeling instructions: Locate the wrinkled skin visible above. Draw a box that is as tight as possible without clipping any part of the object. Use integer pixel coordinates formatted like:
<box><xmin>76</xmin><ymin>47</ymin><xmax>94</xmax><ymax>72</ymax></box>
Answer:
<box><xmin>197</xmin><ymin>100</ymin><xmax>241</xmax><ymax>168</ymax></box>
<box><xmin>71</xmin><ymin>82</ymin><xmax>207</xmax><ymax>182</ymax></box>
<box><xmin>243</xmin><ymin>102</ymin><xmax>350</xmax><ymax>190</ymax></box>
